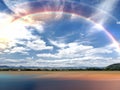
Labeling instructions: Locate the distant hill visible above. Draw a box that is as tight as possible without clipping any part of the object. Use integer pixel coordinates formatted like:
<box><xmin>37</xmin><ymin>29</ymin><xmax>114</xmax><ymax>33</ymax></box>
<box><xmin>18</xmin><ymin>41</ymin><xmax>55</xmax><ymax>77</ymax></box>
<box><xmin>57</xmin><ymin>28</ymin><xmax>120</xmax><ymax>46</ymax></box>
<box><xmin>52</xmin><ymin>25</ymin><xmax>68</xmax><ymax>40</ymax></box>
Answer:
<box><xmin>0</xmin><ymin>66</ymin><xmax>10</xmax><ymax>68</ymax></box>
<box><xmin>0</xmin><ymin>65</ymin><xmax>105</xmax><ymax>71</ymax></box>
<box><xmin>106</xmin><ymin>63</ymin><xmax>120</xmax><ymax>70</ymax></box>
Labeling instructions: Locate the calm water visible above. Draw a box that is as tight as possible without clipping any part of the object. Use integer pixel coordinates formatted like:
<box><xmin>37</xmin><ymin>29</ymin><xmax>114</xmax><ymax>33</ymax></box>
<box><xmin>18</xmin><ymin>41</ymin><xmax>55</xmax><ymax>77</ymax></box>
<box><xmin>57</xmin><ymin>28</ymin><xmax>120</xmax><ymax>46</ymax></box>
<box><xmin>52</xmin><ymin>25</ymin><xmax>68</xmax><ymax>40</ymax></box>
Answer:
<box><xmin>0</xmin><ymin>74</ymin><xmax>120</xmax><ymax>90</ymax></box>
<box><xmin>0</xmin><ymin>74</ymin><xmax>36</xmax><ymax>90</ymax></box>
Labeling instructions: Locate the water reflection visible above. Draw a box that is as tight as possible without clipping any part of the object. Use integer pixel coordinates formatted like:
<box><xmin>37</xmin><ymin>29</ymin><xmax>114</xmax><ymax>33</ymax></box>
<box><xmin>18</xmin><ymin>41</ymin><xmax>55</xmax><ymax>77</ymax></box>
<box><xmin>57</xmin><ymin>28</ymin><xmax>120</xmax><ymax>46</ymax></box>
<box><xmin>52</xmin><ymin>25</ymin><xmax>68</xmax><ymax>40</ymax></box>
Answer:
<box><xmin>0</xmin><ymin>74</ymin><xmax>120</xmax><ymax>90</ymax></box>
<box><xmin>0</xmin><ymin>74</ymin><xmax>35</xmax><ymax>90</ymax></box>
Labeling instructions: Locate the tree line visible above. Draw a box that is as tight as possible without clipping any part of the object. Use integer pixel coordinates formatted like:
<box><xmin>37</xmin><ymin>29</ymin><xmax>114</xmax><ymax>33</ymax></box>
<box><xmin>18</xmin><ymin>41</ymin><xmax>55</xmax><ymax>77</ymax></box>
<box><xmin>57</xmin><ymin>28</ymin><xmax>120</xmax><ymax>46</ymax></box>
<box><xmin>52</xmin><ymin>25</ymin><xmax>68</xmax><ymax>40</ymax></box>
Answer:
<box><xmin>1</xmin><ymin>63</ymin><xmax>120</xmax><ymax>71</ymax></box>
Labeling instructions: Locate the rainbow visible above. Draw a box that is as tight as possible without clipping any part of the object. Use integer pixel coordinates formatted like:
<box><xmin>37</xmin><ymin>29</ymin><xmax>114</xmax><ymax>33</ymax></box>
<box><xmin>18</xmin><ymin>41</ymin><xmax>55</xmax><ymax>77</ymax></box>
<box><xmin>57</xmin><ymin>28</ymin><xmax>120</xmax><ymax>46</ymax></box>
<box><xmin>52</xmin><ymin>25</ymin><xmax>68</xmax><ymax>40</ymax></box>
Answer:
<box><xmin>10</xmin><ymin>0</ymin><xmax>120</xmax><ymax>51</ymax></box>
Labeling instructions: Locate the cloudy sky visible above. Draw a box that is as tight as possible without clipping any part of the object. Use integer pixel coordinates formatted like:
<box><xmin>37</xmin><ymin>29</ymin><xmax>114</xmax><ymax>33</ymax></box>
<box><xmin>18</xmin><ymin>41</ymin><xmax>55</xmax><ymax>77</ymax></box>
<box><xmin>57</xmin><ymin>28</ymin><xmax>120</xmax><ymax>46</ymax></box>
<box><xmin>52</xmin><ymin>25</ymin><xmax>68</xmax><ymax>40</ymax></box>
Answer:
<box><xmin>0</xmin><ymin>0</ymin><xmax>120</xmax><ymax>67</ymax></box>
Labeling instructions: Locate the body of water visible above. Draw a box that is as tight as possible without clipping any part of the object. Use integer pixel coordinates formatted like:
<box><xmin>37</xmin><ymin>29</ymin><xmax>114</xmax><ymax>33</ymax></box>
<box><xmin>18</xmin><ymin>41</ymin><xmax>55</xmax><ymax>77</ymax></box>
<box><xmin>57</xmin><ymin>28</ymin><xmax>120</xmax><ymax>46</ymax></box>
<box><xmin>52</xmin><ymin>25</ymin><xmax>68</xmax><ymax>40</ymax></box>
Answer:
<box><xmin>0</xmin><ymin>74</ymin><xmax>120</xmax><ymax>90</ymax></box>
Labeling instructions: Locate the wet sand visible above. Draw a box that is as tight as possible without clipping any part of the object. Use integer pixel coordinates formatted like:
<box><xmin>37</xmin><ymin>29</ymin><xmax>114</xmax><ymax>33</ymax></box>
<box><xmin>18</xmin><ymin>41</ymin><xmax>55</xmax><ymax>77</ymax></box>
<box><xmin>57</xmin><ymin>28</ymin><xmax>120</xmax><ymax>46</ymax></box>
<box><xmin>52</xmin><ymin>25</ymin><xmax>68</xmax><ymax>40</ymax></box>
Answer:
<box><xmin>0</xmin><ymin>71</ymin><xmax>120</xmax><ymax>90</ymax></box>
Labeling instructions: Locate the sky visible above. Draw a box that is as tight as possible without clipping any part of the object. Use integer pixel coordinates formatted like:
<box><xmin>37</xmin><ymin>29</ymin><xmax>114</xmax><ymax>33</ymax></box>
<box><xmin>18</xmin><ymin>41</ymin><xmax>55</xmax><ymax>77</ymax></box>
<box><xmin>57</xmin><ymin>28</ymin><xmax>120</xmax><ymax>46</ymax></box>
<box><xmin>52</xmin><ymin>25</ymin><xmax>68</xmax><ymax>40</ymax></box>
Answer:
<box><xmin>0</xmin><ymin>0</ymin><xmax>120</xmax><ymax>67</ymax></box>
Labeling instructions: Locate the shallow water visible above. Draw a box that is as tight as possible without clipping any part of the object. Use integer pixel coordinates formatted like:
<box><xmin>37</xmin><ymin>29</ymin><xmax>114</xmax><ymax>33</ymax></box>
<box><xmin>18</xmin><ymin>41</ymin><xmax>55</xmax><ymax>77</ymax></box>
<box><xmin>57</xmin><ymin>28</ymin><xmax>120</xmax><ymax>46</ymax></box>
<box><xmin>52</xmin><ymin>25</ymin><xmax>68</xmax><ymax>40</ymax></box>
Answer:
<box><xmin>0</xmin><ymin>74</ymin><xmax>120</xmax><ymax>90</ymax></box>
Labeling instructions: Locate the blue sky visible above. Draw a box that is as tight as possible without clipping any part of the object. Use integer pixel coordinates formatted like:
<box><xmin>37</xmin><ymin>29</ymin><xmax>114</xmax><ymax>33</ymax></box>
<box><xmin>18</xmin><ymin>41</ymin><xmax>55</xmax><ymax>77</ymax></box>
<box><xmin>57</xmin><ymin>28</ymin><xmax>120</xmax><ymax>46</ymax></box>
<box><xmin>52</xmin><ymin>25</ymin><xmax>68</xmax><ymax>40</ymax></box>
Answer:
<box><xmin>0</xmin><ymin>0</ymin><xmax>120</xmax><ymax>67</ymax></box>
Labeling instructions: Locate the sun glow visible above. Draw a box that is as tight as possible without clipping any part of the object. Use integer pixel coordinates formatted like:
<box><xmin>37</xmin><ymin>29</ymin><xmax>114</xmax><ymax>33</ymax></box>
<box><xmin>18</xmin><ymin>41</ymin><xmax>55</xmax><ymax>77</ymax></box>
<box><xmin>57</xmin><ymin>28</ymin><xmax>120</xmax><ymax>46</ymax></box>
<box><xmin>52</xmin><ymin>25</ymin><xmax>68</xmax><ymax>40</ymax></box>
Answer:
<box><xmin>0</xmin><ymin>16</ymin><xmax>31</xmax><ymax>50</ymax></box>
<box><xmin>0</xmin><ymin>11</ymin><xmax>120</xmax><ymax>52</ymax></box>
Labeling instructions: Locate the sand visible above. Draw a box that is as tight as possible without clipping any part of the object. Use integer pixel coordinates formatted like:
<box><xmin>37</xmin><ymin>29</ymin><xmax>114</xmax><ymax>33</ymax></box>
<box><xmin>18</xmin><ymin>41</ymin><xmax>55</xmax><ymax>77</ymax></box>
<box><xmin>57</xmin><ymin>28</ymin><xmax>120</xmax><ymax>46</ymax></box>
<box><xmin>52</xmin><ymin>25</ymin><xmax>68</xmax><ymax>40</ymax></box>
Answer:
<box><xmin>0</xmin><ymin>71</ymin><xmax>120</xmax><ymax>80</ymax></box>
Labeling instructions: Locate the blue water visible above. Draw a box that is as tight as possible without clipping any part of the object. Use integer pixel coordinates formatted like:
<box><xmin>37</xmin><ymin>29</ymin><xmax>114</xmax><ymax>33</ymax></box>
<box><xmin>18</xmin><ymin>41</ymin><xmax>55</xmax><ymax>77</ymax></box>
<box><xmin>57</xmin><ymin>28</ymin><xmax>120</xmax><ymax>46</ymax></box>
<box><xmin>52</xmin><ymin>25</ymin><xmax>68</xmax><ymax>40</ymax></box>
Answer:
<box><xmin>0</xmin><ymin>74</ymin><xmax>36</xmax><ymax>90</ymax></box>
<box><xmin>0</xmin><ymin>74</ymin><xmax>120</xmax><ymax>90</ymax></box>
<box><xmin>0</xmin><ymin>74</ymin><xmax>25</xmax><ymax>79</ymax></box>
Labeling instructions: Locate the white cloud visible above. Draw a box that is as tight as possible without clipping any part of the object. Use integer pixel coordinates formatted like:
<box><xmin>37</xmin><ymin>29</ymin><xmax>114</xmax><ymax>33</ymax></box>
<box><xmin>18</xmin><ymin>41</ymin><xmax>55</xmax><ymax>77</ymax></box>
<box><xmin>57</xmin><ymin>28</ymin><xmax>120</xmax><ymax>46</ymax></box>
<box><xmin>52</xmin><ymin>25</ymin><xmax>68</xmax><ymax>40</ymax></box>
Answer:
<box><xmin>116</xmin><ymin>21</ymin><xmax>120</xmax><ymax>24</ymax></box>
<box><xmin>30</xmin><ymin>22</ymin><xmax>45</xmax><ymax>33</ymax></box>
<box><xmin>37</xmin><ymin>53</ymin><xmax>58</xmax><ymax>58</ymax></box>
<box><xmin>0</xmin><ymin>1</ymin><xmax>119</xmax><ymax>67</ymax></box>
<box><xmin>1</xmin><ymin>55</ymin><xmax>120</xmax><ymax>67</ymax></box>
<box><xmin>0</xmin><ymin>13</ymin><xmax>13</xmax><ymax>28</ymax></box>
<box><xmin>0</xmin><ymin>12</ymin><xmax>54</xmax><ymax>54</ymax></box>
<box><xmin>0</xmin><ymin>43</ymin><xmax>7</xmax><ymax>50</ymax></box>
<box><xmin>49</xmin><ymin>39</ymin><xmax>67</xmax><ymax>48</ymax></box>
<box><xmin>36</xmin><ymin>41</ymin><xmax>120</xmax><ymax>67</ymax></box>
<box><xmin>1</xmin><ymin>43</ymin><xmax>120</xmax><ymax>67</ymax></box>
<box><xmin>26</xmin><ymin>39</ymin><xmax>53</xmax><ymax>51</ymax></box>
<box><xmin>57</xmin><ymin>43</ymin><xmax>93</xmax><ymax>58</ymax></box>
<box><xmin>10</xmin><ymin>47</ymin><xmax>29</xmax><ymax>54</ymax></box>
